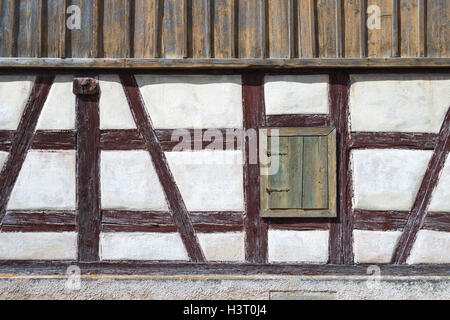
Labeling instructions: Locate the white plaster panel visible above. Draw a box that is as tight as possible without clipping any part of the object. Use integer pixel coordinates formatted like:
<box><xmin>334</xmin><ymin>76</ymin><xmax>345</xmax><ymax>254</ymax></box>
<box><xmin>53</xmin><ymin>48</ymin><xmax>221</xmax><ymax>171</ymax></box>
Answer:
<box><xmin>135</xmin><ymin>75</ymin><xmax>243</xmax><ymax>129</ymax></box>
<box><xmin>100</xmin><ymin>232</ymin><xmax>189</xmax><ymax>261</ymax></box>
<box><xmin>7</xmin><ymin>151</ymin><xmax>76</xmax><ymax>210</ymax></box>
<box><xmin>0</xmin><ymin>75</ymin><xmax>35</xmax><ymax>130</ymax></box>
<box><xmin>352</xmin><ymin>149</ymin><xmax>432</xmax><ymax>211</ymax></box>
<box><xmin>37</xmin><ymin>75</ymin><xmax>75</xmax><ymax>130</ymax></box>
<box><xmin>350</xmin><ymin>74</ymin><xmax>450</xmax><ymax>133</ymax></box>
<box><xmin>99</xmin><ymin>74</ymin><xmax>136</xmax><ymax>129</ymax></box>
<box><xmin>407</xmin><ymin>230</ymin><xmax>450</xmax><ymax>264</ymax></box>
<box><xmin>429</xmin><ymin>158</ymin><xmax>450</xmax><ymax>211</ymax></box>
<box><xmin>101</xmin><ymin>151</ymin><xmax>168</xmax><ymax>210</ymax></box>
<box><xmin>264</xmin><ymin>75</ymin><xmax>329</xmax><ymax>115</ymax></box>
<box><xmin>353</xmin><ymin>230</ymin><xmax>402</xmax><ymax>264</ymax></box>
<box><xmin>197</xmin><ymin>232</ymin><xmax>245</xmax><ymax>262</ymax></box>
<box><xmin>0</xmin><ymin>151</ymin><xmax>8</xmax><ymax>171</ymax></box>
<box><xmin>268</xmin><ymin>230</ymin><xmax>329</xmax><ymax>263</ymax></box>
<box><xmin>0</xmin><ymin>232</ymin><xmax>77</xmax><ymax>260</ymax></box>
<box><xmin>165</xmin><ymin>151</ymin><xmax>244</xmax><ymax>211</ymax></box>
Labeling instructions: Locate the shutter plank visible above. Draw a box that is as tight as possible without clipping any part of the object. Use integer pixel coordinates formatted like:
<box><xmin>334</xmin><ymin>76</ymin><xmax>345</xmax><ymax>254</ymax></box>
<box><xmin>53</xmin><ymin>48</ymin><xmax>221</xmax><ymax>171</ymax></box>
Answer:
<box><xmin>302</xmin><ymin>136</ymin><xmax>328</xmax><ymax>209</ymax></box>
<box><xmin>268</xmin><ymin>137</ymin><xmax>303</xmax><ymax>209</ymax></box>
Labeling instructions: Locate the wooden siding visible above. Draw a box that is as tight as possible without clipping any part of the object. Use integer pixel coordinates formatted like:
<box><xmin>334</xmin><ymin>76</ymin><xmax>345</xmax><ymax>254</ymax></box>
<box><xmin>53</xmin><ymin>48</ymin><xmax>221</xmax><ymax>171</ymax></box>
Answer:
<box><xmin>0</xmin><ymin>0</ymin><xmax>448</xmax><ymax>67</ymax></box>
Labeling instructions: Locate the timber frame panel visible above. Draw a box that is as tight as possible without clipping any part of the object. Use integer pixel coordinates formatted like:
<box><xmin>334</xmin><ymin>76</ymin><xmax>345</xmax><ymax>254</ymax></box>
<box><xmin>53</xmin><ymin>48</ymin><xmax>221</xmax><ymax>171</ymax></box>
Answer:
<box><xmin>0</xmin><ymin>68</ymin><xmax>448</xmax><ymax>274</ymax></box>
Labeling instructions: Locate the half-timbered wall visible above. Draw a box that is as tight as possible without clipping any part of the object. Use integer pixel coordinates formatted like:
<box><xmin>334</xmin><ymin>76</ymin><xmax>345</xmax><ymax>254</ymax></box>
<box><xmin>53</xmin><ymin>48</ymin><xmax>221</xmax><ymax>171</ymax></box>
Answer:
<box><xmin>0</xmin><ymin>71</ymin><xmax>448</xmax><ymax>266</ymax></box>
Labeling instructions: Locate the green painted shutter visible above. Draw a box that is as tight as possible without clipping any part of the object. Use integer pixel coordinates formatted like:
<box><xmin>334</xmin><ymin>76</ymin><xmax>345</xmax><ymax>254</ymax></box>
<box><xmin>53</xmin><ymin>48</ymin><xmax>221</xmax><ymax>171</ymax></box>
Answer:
<box><xmin>260</xmin><ymin>127</ymin><xmax>337</xmax><ymax>218</ymax></box>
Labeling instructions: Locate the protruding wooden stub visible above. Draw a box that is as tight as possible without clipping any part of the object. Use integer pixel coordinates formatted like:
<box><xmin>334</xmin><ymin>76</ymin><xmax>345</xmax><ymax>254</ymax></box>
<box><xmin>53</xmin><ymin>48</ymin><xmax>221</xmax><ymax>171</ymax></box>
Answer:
<box><xmin>73</xmin><ymin>77</ymin><xmax>100</xmax><ymax>95</ymax></box>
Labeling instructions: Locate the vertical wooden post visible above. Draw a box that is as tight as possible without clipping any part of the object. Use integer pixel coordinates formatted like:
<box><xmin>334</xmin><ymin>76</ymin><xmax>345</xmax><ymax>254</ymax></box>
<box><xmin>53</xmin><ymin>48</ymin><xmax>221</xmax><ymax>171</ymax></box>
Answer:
<box><xmin>328</xmin><ymin>71</ymin><xmax>353</xmax><ymax>265</ymax></box>
<box><xmin>242</xmin><ymin>72</ymin><xmax>268</xmax><ymax>263</ymax></box>
<box><xmin>74</xmin><ymin>76</ymin><xmax>101</xmax><ymax>262</ymax></box>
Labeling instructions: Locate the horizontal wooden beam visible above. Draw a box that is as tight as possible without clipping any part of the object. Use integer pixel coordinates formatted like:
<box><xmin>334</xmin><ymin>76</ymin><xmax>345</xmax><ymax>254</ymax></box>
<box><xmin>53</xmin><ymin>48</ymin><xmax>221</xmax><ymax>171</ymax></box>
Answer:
<box><xmin>0</xmin><ymin>261</ymin><xmax>447</xmax><ymax>276</ymax></box>
<box><xmin>0</xmin><ymin>129</ymin><xmax>243</xmax><ymax>151</ymax></box>
<box><xmin>351</xmin><ymin>132</ymin><xmax>438</xmax><ymax>150</ymax></box>
<box><xmin>1</xmin><ymin>211</ymin><xmax>77</xmax><ymax>232</ymax></box>
<box><xmin>354</xmin><ymin>210</ymin><xmax>450</xmax><ymax>232</ymax></box>
<box><xmin>101</xmin><ymin>129</ymin><xmax>242</xmax><ymax>151</ymax></box>
<box><xmin>102</xmin><ymin>210</ymin><xmax>244</xmax><ymax>233</ymax></box>
<box><xmin>265</xmin><ymin>114</ymin><xmax>329</xmax><ymax>127</ymax></box>
<box><xmin>0</xmin><ymin>58</ymin><xmax>448</xmax><ymax>69</ymax></box>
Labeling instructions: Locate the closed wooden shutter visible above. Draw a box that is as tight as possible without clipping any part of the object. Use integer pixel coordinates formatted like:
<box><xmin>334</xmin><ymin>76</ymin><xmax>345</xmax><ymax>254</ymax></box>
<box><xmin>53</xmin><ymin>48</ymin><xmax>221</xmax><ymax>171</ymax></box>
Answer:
<box><xmin>260</xmin><ymin>127</ymin><xmax>337</xmax><ymax>218</ymax></box>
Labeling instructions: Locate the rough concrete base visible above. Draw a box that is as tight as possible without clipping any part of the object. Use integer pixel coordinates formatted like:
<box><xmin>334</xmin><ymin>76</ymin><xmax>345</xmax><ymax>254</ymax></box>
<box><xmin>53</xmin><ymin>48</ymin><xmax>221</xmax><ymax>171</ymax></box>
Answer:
<box><xmin>0</xmin><ymin>276</ymin><xmax>448</xmax><ymax>300</ymax></box>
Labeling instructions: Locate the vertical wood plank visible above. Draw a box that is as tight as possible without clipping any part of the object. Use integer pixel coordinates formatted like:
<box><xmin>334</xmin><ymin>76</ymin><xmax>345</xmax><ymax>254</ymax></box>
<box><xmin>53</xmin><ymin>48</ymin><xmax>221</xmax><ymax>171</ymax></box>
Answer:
<box><xmin>17</xmin><ymin>0</ymin><xmax>43</xmax><ymax>57</ymax></box>
<box><xmin>214</xmin><ymin>0</ymin><xmax>236</xmax><ymax>58</ymax></box>
<box><xmin>417</xmin><ymin>0</ymin><xmax>426</xmax><ymax>57</ymax></box>
<box><xmin>162</xmin><ymin>0</ymin><xmax>187</xmax><ymax>58</ymax></box>
<box><xmin>103</xmin><ymin>0</ymin><xmax>131</xmax><ymax>58</ymax></box>
<box><xmin>191</xmin><ymin>0</ymin><xmax>212</xmax><ymax>58</ymax></box>
<box><xmin>242</xmin><ymin>73</ymin><xmax>267</xmax><ymax>263</ymax></box>
<box><xmin>297</xmin><ymin>0</ymin><xmax>315</xmax><ymax>57</ymax></box>
<box><xmin>302</xmin><ymin>136</ymin><xmax>328</xmax><ymax>209</ymax></box>
<box><xmin>344</xmin><ymin>0</ymin><xmax>362</xmax><ymax>57</ymax></box>
<box><xmin>134</xmin><ymin>0</ymin><xmax>160</xmax><ymax>58</ymax></box>
<box><xmin>0</xmin><ymin>0</ymin><xmax>16</xmax><ymax>57</ymax></box>
<box><xmin>267</xmin><ymin>0</ymin><xmax>293</xmax><ymax>58</ymax></box>
<box><xmin>336</xmin><ymin>0</ymin><xmax>344</xmax><ymax>57</ymax></box>
<box><xmin>367</xmin><ymin>0</ymin><xmax>393</xmax><ymax>57</ymax></box>
<box><xmin>360</xmin><ymin>0</ymin><xmax>368</xmax><ymax>57</ymax></box>
<box><xmin>238</xmin><ymin>0</ymin><xmax>265</xmax><ymax>58</ymax></box>
<box><xmin>70</xmin><ymin>0</ymin><xmax>101</xmax><ymax>58</ymax></box>
<box><xmin>268</xmin><ymin>137</ymin><xmax>303</xmax><ymax>209</ymax></box>
<box><xmin>399</xmin><ymin>0</ymin><xmax>419</xmax><ymax>57</ymax></box>
<box><xmin>46</xmin><ymin>0</ymin><xmax>67</xmax><ymax>58</ymax></box>
<box><xmin>427</xmin><ymin>0</ymin><xmax>448</xmax><ymax>57</ymax></box>
<box><xmin>316</xmin><ymin>0</ymin><xmax>337</xmax><ymax>57</ymax></box>
<box><xmin>75</xmin><ymin>77</ymin><xmax>101</xmax><ymax>262</ymax></box>
<box><xmin>392</xmin><ymin>0</ymin><xmax>400</xmax><ymax>56</ymax></box>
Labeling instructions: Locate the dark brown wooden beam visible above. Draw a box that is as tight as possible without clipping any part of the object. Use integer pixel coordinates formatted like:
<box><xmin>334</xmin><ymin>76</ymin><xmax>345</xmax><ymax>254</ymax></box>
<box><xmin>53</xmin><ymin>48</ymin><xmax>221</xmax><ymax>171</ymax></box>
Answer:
<box><xmin>353</xmin><ymin>210</ymin><xmax>450</xmax><ymax>232</ymax></box>
<box><xmin>267</xmin><ymin>218</ymin><xmax>331</xmax><ymax>231</ymax></box>
<box><xmin>1</xmin><ymin>211</ymin><xmax>77</xmax><ymax>232</ymax></box>
<box><xmin>0</xmin><ymin>261</ymin><xmax>447</xmax><ymax>276</ymax></box>
<box><xmin>328</xmin><ymin>71</ymin><xmax>353</xmax><ymax>265</ymax></box>
<box><xmin>102</xmin><ymin>210</ymin><xmax>244</xmax><ymax>233</ymax></box>
<box><xmin>74</xmin><ymin>76</ymin><xmax>101</xmax><ymax>262</ymax></box>
<box><xmin>265</xmin><ymin>114</ymin><xmax>329</xmax><ymax>127</ymax></box>
<box><xmin>119</xmin><ymin>73</ymin><xmax>205</xmax><ymax>262</ymax></box>
<box><xmin>351</xmin><ymin>132</ymin><xmax>438</xmax><ymax>150</ymax></box>
<box><xmin>0</xmin><ymin>75</ymin><xmax>54</xmax><ymax>226</ymax></box>
<box><xmin>392</xmin><ymin>108</ymin><xmax>450</xmax><ymax>264</ymax></box>
<box><xmin>100</xmin><ymin>129</ymin><xmax>242</xmax><ymax>151</ymax></box>
<box><xmin>242</xmin><ymin>72</ymin><xmax>268</xmax><ymax>263</ymax></box>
